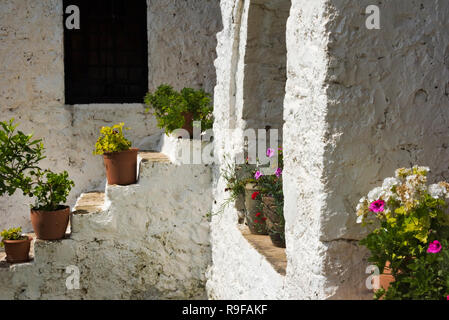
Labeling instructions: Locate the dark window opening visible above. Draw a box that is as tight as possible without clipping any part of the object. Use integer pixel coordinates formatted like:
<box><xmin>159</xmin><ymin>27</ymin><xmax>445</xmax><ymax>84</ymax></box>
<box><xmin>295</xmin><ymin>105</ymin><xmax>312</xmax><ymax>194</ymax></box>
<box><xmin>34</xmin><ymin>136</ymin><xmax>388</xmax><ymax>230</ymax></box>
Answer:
<box><xmin>64</xmin><ymin>0</ymin><xmax>148</xmax><ymax>104</ymax></box>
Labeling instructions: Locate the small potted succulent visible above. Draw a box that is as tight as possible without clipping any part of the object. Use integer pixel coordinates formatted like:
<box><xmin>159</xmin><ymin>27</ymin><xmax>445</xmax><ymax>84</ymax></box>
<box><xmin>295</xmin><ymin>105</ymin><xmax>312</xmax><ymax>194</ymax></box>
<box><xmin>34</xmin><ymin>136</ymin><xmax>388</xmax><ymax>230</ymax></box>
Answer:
<box><xmin>94</xmin><ymin>123</ymin><xmax>139</xmax><ymax>186</ymax></box>
<box><xmin>144</xmin><ymin>84</ymin><xmax>214</xmax><ymax>138</ymax></box>
<box><xmin>1</xmin><ymin>227</ymin><xmax>32</xmax><ymax>263</ymax></box>
<box><xmin>255</xmin><ymin>147</ymin><xmax>285</xmax><ymax>247</ymax></box>
<box><xmin>0</xmin><ymin>118</ymin><xmax>75</xmax><ymax>240</ymax></box>
<box><xmin>357</xmin><ymin>166</ymin><xmax>449</xmax><ymax>300</ymax></box>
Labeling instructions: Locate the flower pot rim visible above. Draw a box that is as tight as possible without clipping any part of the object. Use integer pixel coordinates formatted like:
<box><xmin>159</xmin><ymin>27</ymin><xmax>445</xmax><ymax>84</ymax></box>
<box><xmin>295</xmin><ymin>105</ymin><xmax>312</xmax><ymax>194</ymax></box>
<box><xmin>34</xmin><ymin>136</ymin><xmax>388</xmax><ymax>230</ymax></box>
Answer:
<box><xmin>103</xmin><ymin>147</ymin><xmax>139</xmax><ymax>156</ymax></box>
<box><xmin>3</xmin><ymin>235</ymin><xmax>33</xmax><ymax>244</ymax></box>
<box><xmin>245</xmin><ymin>182</ymin><xmax>258</xmax><ymax>190</ymax></box>
<box><xmin>31</xmin><ymin>205</ymin><xmax>70</xmax><ymax>213</ymax></box>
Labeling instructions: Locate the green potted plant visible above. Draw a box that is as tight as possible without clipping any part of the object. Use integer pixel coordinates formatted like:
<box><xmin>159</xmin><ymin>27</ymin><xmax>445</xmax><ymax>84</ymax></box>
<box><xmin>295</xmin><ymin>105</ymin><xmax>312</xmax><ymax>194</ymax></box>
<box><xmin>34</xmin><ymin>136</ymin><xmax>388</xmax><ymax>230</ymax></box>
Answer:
<box><xmin>29</xmin><ymin>169</ymin><xmax>75</xmax><ymax>240</ymax></box>
<box><xmin>144</xmin><ymin>84</ymin><xmax>214</xmax><ymax>138</ymax></box>
<box><xmin>256</xmin><ymin>147</ymin><xmax>285</xmax><ymax>247</ymax></box>
<box><xmin>221</xmin><ymin>155</ymin><xmax>256</xmax><ymax>223</ymax></box>
<box><xmin>0</xmin><ymin>118</ymin><xmax>75</xmax><ymax>240</ymax></box>
<box><xmin>94</xmin><ymin>123</ymin><xmax>139</xmax><ymax>186</ymax></box>
<box><xmin>357</xmin><ymin>166</ymin><xmax>449</xmax><ymax>300</ymax></box>
<box><xmin>1</xmin><ymin>227</ymin><xmax>32</xmax><ymax>263</ymax></box>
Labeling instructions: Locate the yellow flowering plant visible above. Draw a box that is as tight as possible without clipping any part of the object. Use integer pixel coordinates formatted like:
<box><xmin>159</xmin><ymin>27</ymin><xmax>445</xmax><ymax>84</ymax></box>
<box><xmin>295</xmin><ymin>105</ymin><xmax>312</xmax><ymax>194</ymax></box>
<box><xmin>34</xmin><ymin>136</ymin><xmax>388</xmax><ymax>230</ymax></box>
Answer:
<box><xmin>93</xmin><ymin>123</ymin><xmax>132</xmax><ymax>155</ymax></box>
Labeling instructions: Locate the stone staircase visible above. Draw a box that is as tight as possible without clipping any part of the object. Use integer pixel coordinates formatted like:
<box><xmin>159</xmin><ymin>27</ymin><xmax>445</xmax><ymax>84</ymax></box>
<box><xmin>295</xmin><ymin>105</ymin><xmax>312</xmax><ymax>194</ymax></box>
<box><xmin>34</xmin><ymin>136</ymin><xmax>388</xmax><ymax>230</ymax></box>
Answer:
<box><xmin>0</xmin><ymin>149</ymin><xmax>212</xmax><ymax>299</ymax></box>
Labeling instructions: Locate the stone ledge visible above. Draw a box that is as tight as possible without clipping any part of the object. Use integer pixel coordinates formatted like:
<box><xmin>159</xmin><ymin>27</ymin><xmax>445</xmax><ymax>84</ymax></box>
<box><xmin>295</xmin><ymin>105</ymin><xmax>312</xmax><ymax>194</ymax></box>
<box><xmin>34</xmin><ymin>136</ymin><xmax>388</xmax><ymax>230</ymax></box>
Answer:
<box><xmin>73</xmin><ymin>192</ymin><xmax>105</xmax><ymax>215</ymax></box>
<box><xmin>139</xmin><ymin>151</ymin><xmax>171</xmax><ymax>163</ymax></box>
<box><xmin>239</xmin><ymin>225</ymin><xmax>287</xmax><ymax>276</ymax></box>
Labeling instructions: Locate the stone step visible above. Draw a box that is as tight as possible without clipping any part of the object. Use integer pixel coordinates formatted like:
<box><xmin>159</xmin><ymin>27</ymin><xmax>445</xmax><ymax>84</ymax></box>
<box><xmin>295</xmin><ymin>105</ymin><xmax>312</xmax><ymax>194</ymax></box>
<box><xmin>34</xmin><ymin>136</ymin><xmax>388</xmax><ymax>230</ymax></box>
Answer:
<box><xmin>73</xmin><ymin>191</ymin><xmax>106</xmax><ymax>214</ymax></box>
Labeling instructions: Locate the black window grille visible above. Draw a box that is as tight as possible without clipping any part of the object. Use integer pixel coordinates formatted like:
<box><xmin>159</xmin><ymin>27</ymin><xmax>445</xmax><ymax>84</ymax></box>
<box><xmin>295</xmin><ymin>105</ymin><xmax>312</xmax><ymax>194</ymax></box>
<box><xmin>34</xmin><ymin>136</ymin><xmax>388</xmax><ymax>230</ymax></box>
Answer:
<box><xmin>63</xmin><ymin>0</ymin><xmax>148</xmax><ymax>104</ymax></box>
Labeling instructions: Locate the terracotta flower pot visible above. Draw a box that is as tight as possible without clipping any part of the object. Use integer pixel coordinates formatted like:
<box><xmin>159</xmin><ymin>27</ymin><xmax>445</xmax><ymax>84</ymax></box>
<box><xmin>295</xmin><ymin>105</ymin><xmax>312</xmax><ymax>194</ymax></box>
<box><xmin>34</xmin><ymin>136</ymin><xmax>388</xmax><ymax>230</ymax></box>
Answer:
<box><xmin>262</xmin><ymin>196</ymin><xmax>286</xmax><ymax>248</ymax></box>
<box><xmin>235</xmin><ymin>193</ymin><xmax>246</xmax><ymax>224</ymax></box>
<box><xmin>244</xmin><ymin>183</ymin><xmax>268</xmax><ymax>235</ymax></box>
<box><xmin>30</xmin><ymin>206</ymin><xmax>70</xmax><ymax>240</ymax></box>
<box><xmin>3</xmin><ymin>236</ymin><xmax>32</xmax><ymax>263</ymax></box>
<box><xmin>181</xmin><ymin>112</ymin><xmax>194</xmax><ymax>138</ymax></box>
<box><xmin>103</xmin><ymin>148</ymin><xmax>139</xmax><ymax>185</ymax></box>
<box><xmin>375</xmin><ymin>262</ymin><xmax>395</xmax><ymax>293</ymax></box>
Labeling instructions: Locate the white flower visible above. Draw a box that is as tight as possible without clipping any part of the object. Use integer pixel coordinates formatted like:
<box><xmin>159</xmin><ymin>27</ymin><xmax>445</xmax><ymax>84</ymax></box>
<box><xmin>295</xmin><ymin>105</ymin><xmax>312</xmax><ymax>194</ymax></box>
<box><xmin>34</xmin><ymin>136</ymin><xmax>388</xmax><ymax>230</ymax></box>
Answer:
<box><xmin>382</xmin><ymin>177</ymin><xmax>400</xmax><ymax>190</ymax></box>
<box><xmin>428</xmin><ymin>183</ymin><xmax>447</xmax><ymax>199</ymax></box>
<box><xmin>356</xmin><ymin>196</ymin><xmax>367</xmax><ymax>211</ymax></box>
<box><xmin>367</xmin><ymin>187</ymin><xmax>384</xmax><ymax>202</ymax></box>
<box><xmin>356</xmin><ymin>214</ymin><xmax>363</xmax><ymax>224</ymax></box>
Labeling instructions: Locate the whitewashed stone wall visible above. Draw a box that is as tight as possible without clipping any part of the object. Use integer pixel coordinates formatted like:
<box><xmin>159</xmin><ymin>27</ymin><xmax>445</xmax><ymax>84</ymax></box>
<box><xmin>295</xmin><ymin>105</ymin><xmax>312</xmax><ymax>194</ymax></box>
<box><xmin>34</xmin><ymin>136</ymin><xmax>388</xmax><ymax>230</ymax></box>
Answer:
<box><xmin>0</xmin><ymin>153</ymin><xmax>213</xmax><ymax>299</ymax></box>
<box><xmin>207</xmin><ymin>0</ymin><xmax>287</xmax><ymax>299</ymax></box>
<box><xmin>208</xmin><ymin>0</ymin><xmax>449</xmax><ymax>300</ymax></box>
<box><xmin>0</xmin><ymin>0</ymin><xmax>221</xmax><ymax>231</ymax></box>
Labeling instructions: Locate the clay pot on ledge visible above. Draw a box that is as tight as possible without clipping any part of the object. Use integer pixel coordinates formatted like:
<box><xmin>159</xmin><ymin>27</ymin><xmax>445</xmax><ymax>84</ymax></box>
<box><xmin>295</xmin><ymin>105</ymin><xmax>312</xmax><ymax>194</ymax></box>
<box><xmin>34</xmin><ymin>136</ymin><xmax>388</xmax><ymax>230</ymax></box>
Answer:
<box><xmin>30</xmin><ymin>206</ymin><xmax>71</xmax><ymax>240</ymax></box>
<box><xmin>244</xmin><ymin>183</ymin><xmax>268</xmax><ymax>235</ymax></box>
<box><xmin>373</xmin><ymin>261</ymin><xmax>395</xmax><ymax>298</ymax></box>
<box><xmin>181</xmin><ymin>112</ymin><xmax>194</xmax><ymax>139</ymax></box>
<box><xmin>262</xmin><ymin>196</ymin><xmax>286</xmax><ymax>248</ymax></box>
<box><xmin>235</xmin><ymin>193</ymin><xmax>246</xmax><ymax>224</ymax></box>
<box><xmin>3</xmin><ymin>235</ymin><xmax>33</xmax><ymax>263</ymax></box>
<box><xmin>103</xmin><ymin>148</ymin><xmax>139</xmax><ymax>185</ymax></box>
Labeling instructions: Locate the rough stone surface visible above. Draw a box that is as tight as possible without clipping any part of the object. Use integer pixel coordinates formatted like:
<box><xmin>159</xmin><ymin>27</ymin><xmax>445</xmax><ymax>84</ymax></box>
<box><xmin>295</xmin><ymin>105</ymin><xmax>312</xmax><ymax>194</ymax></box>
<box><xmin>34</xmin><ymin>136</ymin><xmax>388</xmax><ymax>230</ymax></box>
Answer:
<box><xmin>0</xmin><ymin>0</ymin><xmax>221</xmax><ymax>231</ymax></box>
<box><xmin>206</xmin><ymin>0</ymin><xmax>288</xmax><ymax>300</ymax></box>
<box><xmin>207</xmin><ymin>0</ymin><xmax>449</xmax><ymax>300</ymax></box>
<box><xmin>0</xmin><ymin>153</ymin><xmax>213</xmax><ymax>299</ymax></box>
<box><xmin>147</xmin><ymin>0</ymin><xmax>222</xmax><ymax>95</ymax></box>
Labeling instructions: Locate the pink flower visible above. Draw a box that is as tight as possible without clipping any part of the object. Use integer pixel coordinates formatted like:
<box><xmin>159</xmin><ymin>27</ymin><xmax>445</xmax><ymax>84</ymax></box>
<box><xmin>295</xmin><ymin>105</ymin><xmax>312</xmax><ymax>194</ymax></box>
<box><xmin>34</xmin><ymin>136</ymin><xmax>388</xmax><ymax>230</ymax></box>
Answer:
<box><xmin>275</xmin><ymin>167</ymin><xmax>282</xmax><ymax>177</ymax></box>
<box><xmin>447</xmin><ymin>295</ymin><xmax>449</xmax><ymax>300</ymax></box>
<box><xmin>369</xmin><ymin>200</ymin><xmax>385</xmax><ymax>213</ymax></box>
<box><xmin>427</xmin><ymin>240</ymin><xmax>442</xmax><ymax>253</ymax></box>
<box><xmin>266</xmin><ymin>148</ymin><xmax>275</xmax><ymax>158</ymax></box>
<box><xmin>254</xmin><ymin>171</ymin><xmax>263</xmax><ymax>180</ymax></box>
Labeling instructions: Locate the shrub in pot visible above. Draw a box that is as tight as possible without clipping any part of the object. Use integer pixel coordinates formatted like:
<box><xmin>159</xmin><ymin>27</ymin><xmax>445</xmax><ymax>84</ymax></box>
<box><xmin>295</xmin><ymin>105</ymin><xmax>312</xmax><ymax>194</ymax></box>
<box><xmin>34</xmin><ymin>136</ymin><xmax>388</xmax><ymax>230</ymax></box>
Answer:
<box><xmin>94</xmin><ymin>123</ymin><xmax>139</xmax><ymax>186</ymax></box>
<box><xmin>29</xmin><ymin>169</ymin><xmax>74</xmax><ymax>240</ymax></box>
<box><xmin>256</xmin><ymin>147</ymin><xmax>285</xmax><ymax>247</ymax></box>
<box><xmin>144</xmin><ymin>84</ymin><xmax>214</xmax><ymax>138</ymax></box>
<box><xmin>0</xmin><ymin>119</ymin><xmax>75</xmax><ymax>240</ymax></box>
<box><xmin>1</xmin><ymin>227</ymin><xmax>32</xmax><ymax>263</ymax></box>
<box><xmin>357</xmin><ymin>166</ymin><xmax>449</xmax><ymax>300</ymax></box>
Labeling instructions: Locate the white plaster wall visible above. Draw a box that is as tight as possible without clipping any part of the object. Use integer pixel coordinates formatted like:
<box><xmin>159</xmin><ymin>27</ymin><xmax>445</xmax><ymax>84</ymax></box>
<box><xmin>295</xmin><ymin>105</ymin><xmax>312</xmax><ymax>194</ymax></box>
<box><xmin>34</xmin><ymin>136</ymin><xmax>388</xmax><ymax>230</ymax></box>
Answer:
<box><xmin>242</xmin><ymin>0</ymin><xmax>289</xmax><ymax>133</ymax></box>
<box><xmin>283</xmin><ymin>0</ymin><xmax>449</xmax><ymax>299</ymax></box>
<box><xmin>0</xmin><ymin>0</ymin><xmax>221</xmax><ymax>232</ymax></box>
<box><xmin>208</xmin><ymin>0</ymin><xmax>449</xmax><ymax>300</ymax></box>
<box><xmin>206</xmin><ymin>0</ymin><xmax>287</xmax><ymax>299</ymax></box>
<box><xmin>0</xmin><ymin>156</ymin><xmax>213</xmax><ymax>299</ymax></box>
<box><xmin>147</xmin><ymin>0</ymin><xmax>222</xmax><ymax>95</ymax></box>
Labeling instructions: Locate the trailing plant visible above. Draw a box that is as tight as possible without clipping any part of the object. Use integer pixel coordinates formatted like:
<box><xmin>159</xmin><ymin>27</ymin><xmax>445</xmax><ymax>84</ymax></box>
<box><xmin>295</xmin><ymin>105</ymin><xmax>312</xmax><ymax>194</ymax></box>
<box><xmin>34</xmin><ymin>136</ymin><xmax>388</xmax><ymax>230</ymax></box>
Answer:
<box><xmin>254</xmin><ymin>147</ymin><xmax>285</xmax><ymax>239</ymax></box>
<box><xmin>357</xmin><ymin>166</ymin><xmax>449</xmax><ymax>300</ymax></box>
<box><xmin>0</xmin><ymin>227</ymin><xmax>26</xmax><ymax>247</ymax></box>
<box><xmin>93</xmin><ymin>123</ymin><xmax>132</xmax><ymax>155</ymax></box>
<box><xmin>206</xmin><ymin>155</ymin><xmax>256</xmax><ymax>218</ymax></box>
<box><xmin>144</xmin><ymin>84</ymin><xmax>214</xmax><ymax>135</ymax></box>
<box><xmin>222</xmin><ymin>157</ymin><xmax>256</xmax><ymax>201</ymax></box>
<box><xmin>0</xmin><ymin>119</ymin><xmax>45</xmax><ymax>197</ymax></box>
